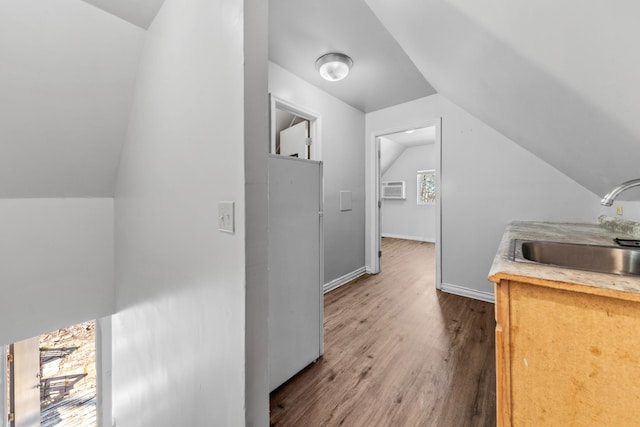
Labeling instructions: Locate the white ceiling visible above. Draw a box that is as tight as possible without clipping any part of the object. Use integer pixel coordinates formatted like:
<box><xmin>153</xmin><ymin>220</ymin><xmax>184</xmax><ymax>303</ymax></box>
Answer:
<box><xmin>8</xmin><ymin>0</ymin><xmax>640</xmax><ymax>201</ymax></box>
<box><xmin>384</xmin><ymin>126</ymin><xmax>435</xmax><ymax>148</ymax></box>
<box><xmin>379</xmin><ymin>127</ymin><xmax>434</xmax><ymax>175</ymax></box>
<box><xmin>365</xmin><ymin>0</ymin><xmax>640</xmax><ymax>198</ymax></box>
<box><xmin>0</xmin><ymin>0</ymin><xmax>145</xmax><ymax>197</ymax></box>
<box><xmin>81</xmin><ymin>0</ymin><xmax>165</xmax><ymax>29</ymax></box>
<box><xmin>269</xmin><ymin>0</ymin><xmax>436</xmax><ymax>113</ymax></box>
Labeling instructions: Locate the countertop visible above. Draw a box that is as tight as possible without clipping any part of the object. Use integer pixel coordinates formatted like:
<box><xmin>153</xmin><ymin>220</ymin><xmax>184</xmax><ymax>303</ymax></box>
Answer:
<box><xmin>488</xmin><ymin>221</ymin><xmax>640</xmax><ymax>296</ymax></box>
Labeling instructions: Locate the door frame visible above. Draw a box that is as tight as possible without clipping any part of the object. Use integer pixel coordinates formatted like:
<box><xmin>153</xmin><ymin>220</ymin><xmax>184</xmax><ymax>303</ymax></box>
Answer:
<box><xmin>366</xmin><ymin>118</ymin><xmax>442</xmax><ymax>289</ymax></box>
<box><xmin>269</xmin><ymin>94</ymin><xmax>322</xmax><ymax>161</ymax></box>
<box><xmin>1</xmin><ymin>320</ymin><xmax>108</xmax><ymax>427</ymax></box>
<box><xmin>7</xmin><ymin>338</ymin><xmax>41</xmax><ymax>427</ymax></box>
<box><xmin>96</xmin><ymin>317</ymin><xmax>111</xmax><ymax>427</ymax></box>
<box><xmin>1</xmin><ymin>345</ymin><xmax>6</xmax><ymax>427</ymax></box>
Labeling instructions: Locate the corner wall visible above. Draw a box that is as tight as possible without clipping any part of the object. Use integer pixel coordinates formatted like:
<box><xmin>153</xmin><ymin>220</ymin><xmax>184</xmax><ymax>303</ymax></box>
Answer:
<box><xmin>0</xmin><ymin>198</ymin><xmax>114</xmax><ymax>346</ymax></box>
<box><xmin>244</xmin><ymin>0</ymin><xmax>269</xmax><ymax>424</ymax></box>
<box><xmin>366</xmin><ymin>94</ymin><xmax>601</xmax><ymax>299</ymax></box>
<box><xmin>382</xmin><ymin>144</ymin><xmax>437</xmax><ymax>242</ymax></box>
<box><xmin>112</xmin><ymin>0</ymin><xmax>247</xmax><ymax>425</ymax></box>
<box><xmin>269</xmin><ymin>62</ymin><xmax>366</xmax><ymax>284</ymax></box>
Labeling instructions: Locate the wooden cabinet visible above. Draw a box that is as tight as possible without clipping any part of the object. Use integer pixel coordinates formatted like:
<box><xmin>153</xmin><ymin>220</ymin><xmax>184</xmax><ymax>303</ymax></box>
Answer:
<box><xmin>494</xmin><ymin>277</ymin><xmax>640</xmax><ymax>426</ymax></box>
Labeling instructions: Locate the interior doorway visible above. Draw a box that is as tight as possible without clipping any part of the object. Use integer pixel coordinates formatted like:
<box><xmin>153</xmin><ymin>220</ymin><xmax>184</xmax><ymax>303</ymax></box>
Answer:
<box><xmin>5</xmin><ymin>321</ymin><xmax>97</xmax><ymax>427</ymax></box>
<box><xmin>270</xmin><ymin>95</ymin><xmax>321</xmax><ymax>161</ymax></box>
<box><xmin>370</xmin><ymin>119</ymin><xmax>442</xmax><ymax>288</ymax></box>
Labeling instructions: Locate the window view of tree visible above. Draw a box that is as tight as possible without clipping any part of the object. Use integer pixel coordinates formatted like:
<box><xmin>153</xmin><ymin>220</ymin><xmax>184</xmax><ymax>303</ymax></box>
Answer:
<box><xmin>417</xmin><ymin>170</ymin><xmax>436</xmax><ymax>205</ymax></box>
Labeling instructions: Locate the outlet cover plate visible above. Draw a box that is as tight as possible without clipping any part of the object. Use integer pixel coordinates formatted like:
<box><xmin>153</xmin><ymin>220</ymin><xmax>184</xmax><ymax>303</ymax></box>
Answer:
<box><xmin>218</xmin><ymin>201</ymin><xmax>235</xmax><ymax>233</ymax></box>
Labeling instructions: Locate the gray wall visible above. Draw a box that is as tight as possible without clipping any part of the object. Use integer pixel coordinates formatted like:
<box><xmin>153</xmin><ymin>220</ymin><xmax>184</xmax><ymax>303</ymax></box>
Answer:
<box><xmin>269</xmin><ymin>62</ymin><xmax>366</xmax><ymax>284</ymax></box>
<box><xmin>244</xmin><ymin>0</ymin><xmax>269</xmax><ymax>424</ymax></box>
<box><xmin>365</xmin><ymin>0</ymin><xmax>640</xmax><ymax>201</ymax></box>
<box><xmin>367</xmin><ymin>94</ymin><xmax>601</xmax><ymax>300</ymax></box>
<box><xmin>379</xmin><ymin>136</ymin><xmax>405</xmax><ymax>175</ymax></box>
<box><xmin>382</xmin><ymin>144</ymin><xmax>437</xmax><ymax>242</ymax></box>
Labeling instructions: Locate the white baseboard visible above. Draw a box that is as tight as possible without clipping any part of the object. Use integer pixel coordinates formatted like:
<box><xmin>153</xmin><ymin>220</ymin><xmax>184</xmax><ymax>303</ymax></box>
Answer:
<box><xmin>441</xmin><ymin>282</ymin><xmax>495</xmax><ymax>303</ymax></box>
<box><xmin>324</xmin><ymin>267</ymin><xmax>367</xmax><ymax>294</ymax></box>
<box><xmin>381</xmin><ymin>233</ymin><xmax>435</xmax><ymax>243</ymax></box>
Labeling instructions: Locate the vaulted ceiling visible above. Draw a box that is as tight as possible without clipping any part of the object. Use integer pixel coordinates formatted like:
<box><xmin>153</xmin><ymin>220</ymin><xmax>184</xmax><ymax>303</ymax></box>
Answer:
<box><xmin>4</xmin><ymin>0</ymin><xmax>639</xmax><ymax>201</ymax></box>
<box><xmin>365</xmin><ymin>0</ymin><xmax>640</xmax><ymax>198</ymax></box>
<box><xmin>81</xmin><ymin>0</ymin><xmax>165</xmax><ymax>29</ymax></box>
<box><xmin>0</xmin><ymin>0</ymin><xmax>146</xmax><ymax>198</ymax></box>
<box><xmin>269</xmin><ymin>0</ymin><xmax>435</xmax><ymax>113</ymax></box>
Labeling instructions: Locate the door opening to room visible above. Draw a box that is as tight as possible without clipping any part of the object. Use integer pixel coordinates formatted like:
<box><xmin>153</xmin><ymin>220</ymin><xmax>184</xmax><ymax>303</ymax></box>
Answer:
<box><xmin>275</xmin><ymin>113</ymin><xmax>310</xmax><ymax>159</ymax></box>
<box><xmin>5</xmin><ymin>321</ymin><xmax>97</xmax><ymax>427</ymax></box>
<box><xmin>270</xmin><ymin>95</ymin><xmax>321</xmax><ymax>161</ymax></box>
<box><xmin>376</xmin><ymin>123</ymin><xmax>440</xmax><ymax>288</ymax></box>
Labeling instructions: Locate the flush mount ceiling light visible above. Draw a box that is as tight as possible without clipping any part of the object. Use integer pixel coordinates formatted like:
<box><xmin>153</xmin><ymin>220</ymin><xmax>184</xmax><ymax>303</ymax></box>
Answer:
<box><xmin>315</xmin><ymin>53</ymin><xmax>353</xmax><ymax>82</ymax></box>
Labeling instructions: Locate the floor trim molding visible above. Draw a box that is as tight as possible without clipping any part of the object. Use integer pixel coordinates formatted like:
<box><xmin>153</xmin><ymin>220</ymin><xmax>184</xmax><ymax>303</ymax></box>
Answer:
<box><xmin>441</xmin><ymin>282</ymin><xmax>495</xmax><ymax>303</ymax></box>
<box><xmin>324</xmin><ymin>267</ymin><xmax>367</xmax><ymax>294</ymax></box>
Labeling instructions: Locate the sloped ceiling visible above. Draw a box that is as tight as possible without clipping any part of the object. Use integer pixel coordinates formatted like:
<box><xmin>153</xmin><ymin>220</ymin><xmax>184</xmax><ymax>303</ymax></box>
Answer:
<box><xmin>81</xmin><ymin>0</ymin><xmax>165</xmax><ymax>29</ymax></box>
<box><xmin>365</xmin><ymin>0</ymin><xmax>640</xmax><ymax>199</ymax></box>
<box><xmin>381</xmin><ymin>127</ymin><xmax>435</xmax><ymax>175</ymax></box>
<box><xmin>0</xmin><ymin>0</ymin><xmax>146</xmax><ymax>198</ymax></box>
<box><xmin>269</xmin><ymin>0</ymin><xmax>435</xmax><ymax>113</ymax></box>
<box><xmin>385</xmin><ymin>126</ymin><xmax>435</xmax><ymax>148</ymax></box>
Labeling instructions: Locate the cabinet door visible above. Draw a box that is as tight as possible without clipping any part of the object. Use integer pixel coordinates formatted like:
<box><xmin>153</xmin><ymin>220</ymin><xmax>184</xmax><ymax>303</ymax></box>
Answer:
<box><xmin>507</xmin><ymin>281</ymin><xmax>640</xmax><ymax>426</ymax></box>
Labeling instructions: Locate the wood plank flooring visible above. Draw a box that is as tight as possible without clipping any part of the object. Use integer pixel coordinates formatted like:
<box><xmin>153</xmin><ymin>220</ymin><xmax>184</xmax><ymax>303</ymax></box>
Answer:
<box><xmin>270</xmin><ymin>238</ymin><xmax>496</xmax><ymax>427</ymax></box>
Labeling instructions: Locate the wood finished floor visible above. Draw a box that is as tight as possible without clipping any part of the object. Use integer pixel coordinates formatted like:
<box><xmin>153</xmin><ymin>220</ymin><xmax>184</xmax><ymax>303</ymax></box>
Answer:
<box><xmin>270</xmin><ymin>238</ymin><xmax>496</xmax><ymax>427</ymax></box>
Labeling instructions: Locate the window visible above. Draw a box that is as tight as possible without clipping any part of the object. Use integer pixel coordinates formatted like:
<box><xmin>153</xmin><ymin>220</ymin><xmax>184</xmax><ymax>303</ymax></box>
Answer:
<box><xmin>417</xmin><ymin>170</ymin><xmax>436</xmax><ymax>205</ymax></box>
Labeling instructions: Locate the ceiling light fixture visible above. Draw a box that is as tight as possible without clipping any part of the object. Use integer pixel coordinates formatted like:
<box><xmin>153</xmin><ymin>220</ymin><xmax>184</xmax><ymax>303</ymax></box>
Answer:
<box><xmin>316</xmin><ymin>53</ymin><xmax>353</xmax><ymax>82</ymax></box>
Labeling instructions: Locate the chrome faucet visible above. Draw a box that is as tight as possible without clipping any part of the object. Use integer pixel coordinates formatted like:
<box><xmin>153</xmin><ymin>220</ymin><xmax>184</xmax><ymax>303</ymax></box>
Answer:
<box><xmin>601</xmin><ymin>179</ymin><xmax>640</xmax><ymax>206</ymax></box>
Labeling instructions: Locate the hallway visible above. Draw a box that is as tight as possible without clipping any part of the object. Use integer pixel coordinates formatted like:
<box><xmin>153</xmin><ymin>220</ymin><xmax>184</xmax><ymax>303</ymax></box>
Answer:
<box><xmin>270</xmin><ymin>238</ymin><xmax>496</xmax><ymax>426</ymax></box>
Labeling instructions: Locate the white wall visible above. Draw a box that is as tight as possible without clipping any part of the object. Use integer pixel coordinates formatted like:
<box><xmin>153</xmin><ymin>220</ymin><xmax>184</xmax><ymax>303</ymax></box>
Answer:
<box><xmin>0</xmin><ymin>0</ymin><xmax>144</xmax><ymax>198</ymax></box>
<box><xmin>112</xmin><ymin>0</ymin><xmax>247</xmax><ymax>425</ymax></box>
<box><xmin>379</xmin><ymin>136</ymin><xmax>405</xmax><ymax>175</ymax></box>
<box><xmin>365</xmin><ymin>0</ymin><xmax>640</xmax><ymax>202</ymax></box>
<box><xmin>243</xmin><ymin>0</ymin><xmax>269</xmax><ymax>424</ymax></box>
<box><xmin>269</xmin><ymin>62</ymin><xmax>366</xmax><ymax>283</ymax></box>
<box><xmin>366</xmin><ymin>94</ymin><xmax>601</xmax><ymax>300</ymax></box>
<box><xmin>0</xmin><ymin>198</ymin><xmax>114</xmax><ymax>346</ymax></box>
<box><xmin>600</xmin><ymin>201</ymin><xmax>640</xmax><ymax>223</ymax></box>
<box><xmin>381</xmin><ymin>144</ymin><xmax>436</xmax><ymax>242</ymax></box>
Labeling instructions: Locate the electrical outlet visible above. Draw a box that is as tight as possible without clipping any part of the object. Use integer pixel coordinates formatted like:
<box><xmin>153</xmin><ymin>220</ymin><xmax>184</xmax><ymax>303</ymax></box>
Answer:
<box><xmin>218</xmin><ymin>201</ymin><xmax>235</xmax><ymax>233</ymax></box>
<box><xmin>616</xmin><ymin>205</ymin><xmax>624</xmax><ymax>216</ymax></box>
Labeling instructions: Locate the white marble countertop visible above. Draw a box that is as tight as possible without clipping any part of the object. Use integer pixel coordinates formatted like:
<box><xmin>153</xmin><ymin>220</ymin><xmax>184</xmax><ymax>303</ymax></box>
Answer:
<box><xmin>488</xmin><ymin>221</ymin><xmax>640</xmax><ymax>295</ymax></box>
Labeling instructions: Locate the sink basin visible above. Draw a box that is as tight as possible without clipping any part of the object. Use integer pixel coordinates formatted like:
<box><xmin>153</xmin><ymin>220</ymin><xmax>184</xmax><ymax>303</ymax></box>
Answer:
<box><xmin>510</xmin><ymin>240</ymin><xmax>640</xmax><ymax>277</ymax></box>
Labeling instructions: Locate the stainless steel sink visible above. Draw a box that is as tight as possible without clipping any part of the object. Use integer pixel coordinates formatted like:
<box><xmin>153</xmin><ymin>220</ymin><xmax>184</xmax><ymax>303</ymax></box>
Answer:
<box><xmin>510</xmin><ymin>239</ymin><xmax>640</xmax><ymax>277</ymax></box>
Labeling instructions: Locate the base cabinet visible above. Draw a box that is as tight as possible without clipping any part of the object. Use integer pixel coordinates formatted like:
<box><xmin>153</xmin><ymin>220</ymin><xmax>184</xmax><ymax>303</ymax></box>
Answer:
<box><xmin>495</xmin><ymin>279</ymin><xmax>640</xmax><ymax>426</ymax></box>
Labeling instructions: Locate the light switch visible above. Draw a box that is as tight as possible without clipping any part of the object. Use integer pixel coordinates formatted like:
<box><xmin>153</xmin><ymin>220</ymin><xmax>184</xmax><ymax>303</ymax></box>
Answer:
<box><xmin>218</xmin><ymin>201</ymin><xmax>235</xmax><ymax>233</ymax></box>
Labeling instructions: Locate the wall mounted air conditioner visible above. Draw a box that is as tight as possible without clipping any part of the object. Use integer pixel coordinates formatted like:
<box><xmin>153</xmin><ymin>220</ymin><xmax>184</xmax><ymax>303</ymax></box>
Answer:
<box><xmin>382</xmin><ymin>181</ymin><xmax>406</xmax><ymax>200</ymax></box>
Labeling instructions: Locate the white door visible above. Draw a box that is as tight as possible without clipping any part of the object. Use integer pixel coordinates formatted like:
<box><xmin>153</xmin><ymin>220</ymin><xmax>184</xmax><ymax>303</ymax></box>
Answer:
<box><xmin>268</xmin><ymin>155</ymin><xmax>323</xmax><ymax>391</ymax></box>
<box><xmin>9</xmin><ymin>337</ymin><xmax>41</xmax><ymax>427</ymax></box>
<box><xmin>280</xmin><ymin>121</ymin><xmax>309</xmax><ymax>159</ymax></box>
